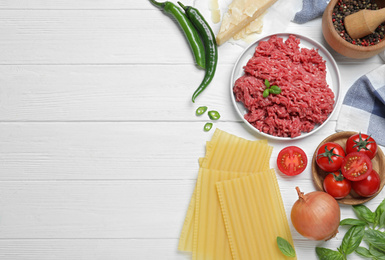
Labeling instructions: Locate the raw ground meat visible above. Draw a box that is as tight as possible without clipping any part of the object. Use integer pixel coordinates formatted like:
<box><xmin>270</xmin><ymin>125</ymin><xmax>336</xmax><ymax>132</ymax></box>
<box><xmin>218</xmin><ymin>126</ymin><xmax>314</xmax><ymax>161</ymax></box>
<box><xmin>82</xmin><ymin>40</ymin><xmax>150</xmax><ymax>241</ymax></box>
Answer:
<box><xmin>233</xmin><ymin>35</ymin><xmax>335</xmax><ymax>138</ymax></box>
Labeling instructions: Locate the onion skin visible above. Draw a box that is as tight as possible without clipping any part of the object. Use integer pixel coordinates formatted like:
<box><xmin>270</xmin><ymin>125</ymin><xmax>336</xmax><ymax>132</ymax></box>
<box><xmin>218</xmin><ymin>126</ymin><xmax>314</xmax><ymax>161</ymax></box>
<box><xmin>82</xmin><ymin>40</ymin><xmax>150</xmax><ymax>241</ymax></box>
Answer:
<box><xmin>291</xmin><ymin>187</ymin><xmax>340</xmax><ymax>241</ymax></box>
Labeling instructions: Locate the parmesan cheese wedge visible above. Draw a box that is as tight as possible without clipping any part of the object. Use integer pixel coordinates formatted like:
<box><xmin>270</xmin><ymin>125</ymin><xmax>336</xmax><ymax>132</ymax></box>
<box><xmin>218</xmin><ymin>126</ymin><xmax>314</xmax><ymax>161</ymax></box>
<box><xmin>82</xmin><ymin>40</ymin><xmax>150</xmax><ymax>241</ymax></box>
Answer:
<box><xmin>216</xmin><ymin>0</ymin><xmax>277</xmax><ymax>45</ymax></box>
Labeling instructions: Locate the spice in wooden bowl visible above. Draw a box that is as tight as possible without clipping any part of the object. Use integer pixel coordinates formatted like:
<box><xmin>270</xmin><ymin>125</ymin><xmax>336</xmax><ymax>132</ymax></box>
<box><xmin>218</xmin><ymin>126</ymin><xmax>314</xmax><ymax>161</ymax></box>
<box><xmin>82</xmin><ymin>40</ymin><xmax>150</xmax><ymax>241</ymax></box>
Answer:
<box><xmin>333</xmin><ymin>0</ymin><xmax>385</xmax><ymax>46</ymax></box>
<box><xmin>322</xmin><ymin>0</ymin><xmax>385</xmax><ymax>58</ymax></box>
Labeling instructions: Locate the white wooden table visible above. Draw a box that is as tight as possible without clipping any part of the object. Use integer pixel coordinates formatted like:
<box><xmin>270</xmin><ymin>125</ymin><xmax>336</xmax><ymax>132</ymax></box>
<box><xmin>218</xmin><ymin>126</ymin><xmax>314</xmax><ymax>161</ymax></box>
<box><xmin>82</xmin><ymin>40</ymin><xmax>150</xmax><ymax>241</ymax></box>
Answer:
<box><xmin>0</xmin><ymin>0</ymin><xmax>384</xmax><ymax>259</ymax></box>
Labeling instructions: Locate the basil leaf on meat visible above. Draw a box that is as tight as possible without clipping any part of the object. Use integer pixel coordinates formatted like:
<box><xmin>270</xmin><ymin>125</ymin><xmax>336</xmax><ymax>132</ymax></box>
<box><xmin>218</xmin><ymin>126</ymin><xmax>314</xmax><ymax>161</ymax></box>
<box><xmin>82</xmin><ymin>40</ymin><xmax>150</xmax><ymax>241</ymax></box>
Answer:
<box><xmin>263</xmin><ymin>89</ymin><xmax>270</xmax><ymax>98</ymax></box>
<box><xmin>270</xmin><ymin>85</ymin><xmax>282</xmax><ymax>94</ymax></box>
<box><xmin>264</xmin><ymin>79</ymin><xmax>270</xmax><ymax>88</ymax></box>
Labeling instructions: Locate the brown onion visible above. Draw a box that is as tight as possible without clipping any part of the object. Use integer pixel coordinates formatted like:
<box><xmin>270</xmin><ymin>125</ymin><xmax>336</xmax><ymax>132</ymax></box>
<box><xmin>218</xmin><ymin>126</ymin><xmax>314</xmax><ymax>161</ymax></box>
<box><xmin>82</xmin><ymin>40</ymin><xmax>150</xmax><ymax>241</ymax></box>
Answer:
<box><xmin>291</xmin><ymin>187</ymin><xmax>340</xmax><ymax>241</ymax></box>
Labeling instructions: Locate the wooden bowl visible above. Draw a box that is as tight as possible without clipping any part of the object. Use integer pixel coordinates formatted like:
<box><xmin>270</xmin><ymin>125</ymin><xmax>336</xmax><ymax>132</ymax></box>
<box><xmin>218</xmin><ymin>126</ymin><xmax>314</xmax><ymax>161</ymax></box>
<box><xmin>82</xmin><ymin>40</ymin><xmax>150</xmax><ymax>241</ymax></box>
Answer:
<box><xmin>312</xmin><ymin>131</ymin><xmax>385</xmax><ymax>205</ymax></box>
<box><xmin>322</xmin><ymin>0</ymin><xmax>385</xmax><ymax>59</ymax></box>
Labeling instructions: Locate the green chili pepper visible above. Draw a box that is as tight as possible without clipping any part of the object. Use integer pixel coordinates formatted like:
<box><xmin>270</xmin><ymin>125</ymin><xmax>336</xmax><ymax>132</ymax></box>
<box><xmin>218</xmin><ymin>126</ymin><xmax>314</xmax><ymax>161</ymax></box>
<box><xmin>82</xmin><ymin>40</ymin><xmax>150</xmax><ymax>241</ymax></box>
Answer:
<box><xmin>196</xmin><ymin>106</ymin><xmax>208</xmax><ymax>115</ymax></box>
<box><xmin>208</xmin><ymin>110</ymin><xmax>220</xmax><ymax>120</ymax></box>
<box><xmin>204</xmin><ymin>122</ymin><xmax>213</xmax><ymax>132</ymax></box>
<box><xmin>178</xmin><ymin>2</ymin><xmax>218</xmax><ymax>103</ymax></box>
<box><xmin>150</xmin><ymin>0</ymin><xmax>206</xmax><ymax>70</ymax></box>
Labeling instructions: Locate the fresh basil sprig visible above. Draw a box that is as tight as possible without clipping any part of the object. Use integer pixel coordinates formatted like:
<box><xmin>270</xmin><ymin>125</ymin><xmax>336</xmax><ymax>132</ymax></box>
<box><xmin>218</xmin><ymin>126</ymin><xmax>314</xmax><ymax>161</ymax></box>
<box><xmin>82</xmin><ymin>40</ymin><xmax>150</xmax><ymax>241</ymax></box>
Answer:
<box><xmin>368</xmin><ymin>244</ymin><xmax>385</xmax><ymax>259</ymax></box>
<box><xmin>277</xmin><ymin>236</ymin><xmax>296</xmax><ymax>258</ymax></box>
<box><xmin>339</xmin><ymin>225</ymin><xmax>365</xmax><ymax>255</ymax></box>
<box><xmin>353</xmin><ymin>204</ymin><xmax>376</xmax><ymax>224</ymax></box>
<box><xmin>355</xmin><ymin>247</ymin><xmax>373</xmax><ymax>258</ymax></box>
<box><xmin>263</xmin><ymin>79</ymin><xmax>281</xmax><ymax>98</ymax></box>
<box><xmin>316</xmin><ymin>198</ymin><xmax>385</xmax><ymax>260</ymax></box>
<box><xmin>375</xmin><ymin>199</ymin><xmax>385</xmax><ymax>228</ymax></box>
<box><xmin>340</xmin><ymin>218</ymin><xmax>367</xmax><ymax>227</ymax></box>
<box><xmin>315</xmin><ymin>247</ymin><xmax>345</xmax><ymax>260</ymax></box>
<box><xmin>364</xmin><ymin>229</ymin><xmax>385</xmax><ymax>252</ymax></box>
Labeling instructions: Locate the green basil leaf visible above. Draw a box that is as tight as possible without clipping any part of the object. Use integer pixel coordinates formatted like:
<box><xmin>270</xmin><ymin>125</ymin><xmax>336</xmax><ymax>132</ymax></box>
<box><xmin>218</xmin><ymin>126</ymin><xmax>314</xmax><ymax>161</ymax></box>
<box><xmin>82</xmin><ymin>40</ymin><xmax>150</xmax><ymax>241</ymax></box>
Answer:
<box><xmin>355</xmin><ymin>246</ymin><xmax>373</xmax><ymax>258</ymax></box>
<box><xmin>340</xmin><ymin>225</ymin><xmax>365</xmax><ymax>255</ymax></box>
<box><xmin>340</xmin><ymin>218</ymin><xmax>367</xmax><ymax>226</ymax></box>
<box><xmin>270</xmin><ymin>85</ymin><xmax>282</xmax><ymax>94</ymax></box>
<box><xmin>262</xmin><ymin>88</ymin><xmax>270</xmax><ymax>98</ymax></box>
<box><xmin>315</xmin><ymin>247</ymin><xmax>345</xmax><ymax>260</ymax></box>
<box><xmin>264</xmin><ymin>79</ymin><xmax>270</xmax><ymax>88</ymax></box>
<box><xmin>353</xmin><ymin>204</ymin><xmax>376</xmax><ymax>224</ymax></box>
<box><xmin>369</xmin><ymin>244</ymin><xmax>385</xmax><ymax>259</ymax></box>
<box><xmin>375</xmin><ymin>198</ymin><xmax>385</xmax><ymax>228</ymax></box>
<box><xmin>276</xmin><ymin>236</ymin><xmax>295</xmax><ymax>258</ymax></box>
<box><xmin>379</xmin><ymin>213</ymin><xmax>385</xmax><ymax>230</ymax></box>
<box><xmin>364</xmin><ymin>229</ymin><xmax>385</xmax><ymax>252</ymax></box>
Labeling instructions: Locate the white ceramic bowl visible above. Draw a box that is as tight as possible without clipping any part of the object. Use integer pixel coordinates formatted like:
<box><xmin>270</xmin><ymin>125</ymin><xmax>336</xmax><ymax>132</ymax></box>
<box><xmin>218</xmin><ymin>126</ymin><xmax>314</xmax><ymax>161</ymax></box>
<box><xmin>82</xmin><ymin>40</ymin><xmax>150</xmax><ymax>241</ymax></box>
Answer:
<box><xmin>230</xmin><ymin>33</ymin><xmax>341</xmax><ymax>140</ymax></box>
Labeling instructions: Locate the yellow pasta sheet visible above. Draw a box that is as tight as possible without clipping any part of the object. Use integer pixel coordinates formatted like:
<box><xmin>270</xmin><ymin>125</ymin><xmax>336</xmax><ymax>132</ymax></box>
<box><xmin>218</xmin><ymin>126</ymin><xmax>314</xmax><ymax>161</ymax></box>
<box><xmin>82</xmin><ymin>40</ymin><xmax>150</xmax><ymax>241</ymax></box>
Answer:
<box><xmin>200</xmin><ymin>129</ymin><xmax>271</xmax><ymax>171</ymax></box>
<box><xmin>193</xmin><ymin>168</ymin><xmax>251</xmax><ymax>260</ymax></box>
<box><xmin>216</xmin><ymin>169</ymin><xmax>296</xmax><ymax>260</ymax></box>
<box><xmin>178</xmin><ymin>129</ymin><xmax>272</xmax><ymax>252</ymax></box>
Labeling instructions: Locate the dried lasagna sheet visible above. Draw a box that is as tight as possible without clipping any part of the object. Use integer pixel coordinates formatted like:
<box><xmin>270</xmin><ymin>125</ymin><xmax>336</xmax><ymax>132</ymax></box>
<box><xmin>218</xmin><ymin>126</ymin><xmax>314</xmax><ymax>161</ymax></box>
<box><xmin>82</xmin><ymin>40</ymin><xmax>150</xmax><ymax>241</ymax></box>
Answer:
<box><xmin>178</xmin><ymin>129</ymin><xmax>272</xmax><ymax>252</ymax></box>
<box><xmin>216</xmin><ymin>169</ymin><xmax>296</xmax><ymax>260</ymax></box>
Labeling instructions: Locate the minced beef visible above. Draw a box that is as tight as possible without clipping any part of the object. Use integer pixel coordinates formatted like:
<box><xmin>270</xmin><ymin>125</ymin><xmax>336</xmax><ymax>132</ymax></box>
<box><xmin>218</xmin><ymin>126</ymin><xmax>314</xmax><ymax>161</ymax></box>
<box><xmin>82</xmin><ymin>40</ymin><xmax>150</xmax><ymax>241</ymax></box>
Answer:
<box><xmin>233</xmin><ymin>35</ymin><xmax>335</xmax><ymax>138</ymax></box>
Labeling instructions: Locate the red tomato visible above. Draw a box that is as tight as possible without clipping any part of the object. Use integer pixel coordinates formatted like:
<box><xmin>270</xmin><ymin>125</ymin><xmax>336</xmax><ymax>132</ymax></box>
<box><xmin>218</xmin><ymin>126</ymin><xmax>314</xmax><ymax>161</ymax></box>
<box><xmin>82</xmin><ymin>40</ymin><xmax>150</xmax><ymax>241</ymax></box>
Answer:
<box><xmin>316</xmin><ymin>142</ymin><xmax>346</xmax><ymax>172</ymax></box>
<box><xmin>341</xmin><ymin>152</ymin><xmax>373</xmax><ymax>181</ymax></box>
<box><xmin>346</xmin><ymin>133</ymin><xmax>377</xmax><ymax>160</ymax></box>
<box><xmin>323</xmin><ymin>171</ymin><xmax>351</xmax><ymax>199</ymax></box>
<box><xmin>352</xmin><ymin>170</ymin><xmax>381</xmax><ymax>197</ymax></box>
<box><xmin>277</xmin><ymin>146</ymin><xmax>307</xmax><ymax>176</ymax></box>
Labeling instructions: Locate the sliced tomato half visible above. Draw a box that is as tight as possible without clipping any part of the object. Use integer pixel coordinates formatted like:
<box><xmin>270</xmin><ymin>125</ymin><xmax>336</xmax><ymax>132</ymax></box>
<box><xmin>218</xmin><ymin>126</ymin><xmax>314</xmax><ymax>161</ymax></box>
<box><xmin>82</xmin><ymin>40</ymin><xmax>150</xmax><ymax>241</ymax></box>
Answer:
<box><xmin>341</xmin><ymin>152</ymin><xmax>373</xmax><ymax>181</ymax></box>
<box><xmin>277</xmin><ymin>146</ymin><xmax>307</xmax><ymax>176</ymax></box>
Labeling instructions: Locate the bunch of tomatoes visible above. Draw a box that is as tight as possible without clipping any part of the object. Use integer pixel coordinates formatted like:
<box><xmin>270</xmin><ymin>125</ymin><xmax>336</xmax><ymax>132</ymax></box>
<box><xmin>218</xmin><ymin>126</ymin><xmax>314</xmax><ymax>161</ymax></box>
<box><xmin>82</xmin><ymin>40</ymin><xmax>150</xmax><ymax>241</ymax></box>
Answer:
<box><xmin>276</xmin><ymin>133</ymin><xmax>381</xmax><ymax>199</ymax></box>
<box><xmin>316</xmin><ymin>133</ymin><xmax>380</xmax><ymax>199</ymax></box>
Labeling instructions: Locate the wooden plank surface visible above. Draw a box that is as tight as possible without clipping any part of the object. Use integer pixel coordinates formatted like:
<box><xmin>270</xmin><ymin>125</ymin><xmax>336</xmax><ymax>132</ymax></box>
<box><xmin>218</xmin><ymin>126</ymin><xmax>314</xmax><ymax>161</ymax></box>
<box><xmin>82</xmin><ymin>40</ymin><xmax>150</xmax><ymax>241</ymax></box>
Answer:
<box><xmin>0</xmin><ymin>63</ymin><xmax>382</xmax><ymax>121</ymax></box>
<box><xmin>0</xmin><ymin>10</ymin><xmax>383</xmax><ymax>65</ymax></box>
<box><xmin>0</xmin><ymin>121</ymin><xmax>336</xmax><ymax>180</ymax></box>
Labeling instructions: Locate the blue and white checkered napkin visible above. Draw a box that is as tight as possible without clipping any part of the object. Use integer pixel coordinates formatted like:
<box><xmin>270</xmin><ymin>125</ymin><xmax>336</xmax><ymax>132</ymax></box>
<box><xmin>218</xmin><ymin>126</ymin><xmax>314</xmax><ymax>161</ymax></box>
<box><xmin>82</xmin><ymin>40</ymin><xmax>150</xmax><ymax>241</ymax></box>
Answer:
<box><xmin>336</xmin><ymin>65</ymin><xmax>385</xmax><ymax>146</ymax></box>
<box><xmin>293</xmin><ymin>0</ymin><xmax>329</xmax><ymax>24</ymax></box>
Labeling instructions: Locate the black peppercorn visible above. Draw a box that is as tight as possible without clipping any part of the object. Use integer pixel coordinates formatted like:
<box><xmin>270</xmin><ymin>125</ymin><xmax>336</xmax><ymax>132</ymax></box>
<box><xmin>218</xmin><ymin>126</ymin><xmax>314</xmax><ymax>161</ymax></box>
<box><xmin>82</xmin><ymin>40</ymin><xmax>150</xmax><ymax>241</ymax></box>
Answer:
<box><xmin>332</xmin><ymin>0</ymin><xmax>385</xmax><ymax>46</ymax></box>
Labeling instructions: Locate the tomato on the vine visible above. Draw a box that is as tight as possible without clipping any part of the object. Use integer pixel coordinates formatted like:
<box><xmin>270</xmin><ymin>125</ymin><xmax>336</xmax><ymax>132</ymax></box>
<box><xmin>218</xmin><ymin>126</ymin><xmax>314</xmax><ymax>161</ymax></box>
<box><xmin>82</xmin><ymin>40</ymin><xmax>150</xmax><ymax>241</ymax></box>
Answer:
<box><xmin>323</xmin><ymin>171</ymin><xmax>351</xmax><ymax>199</ymax></box>
<box><xmin>316</xmin><ymin>142</ymin><xmax>345</xmax><ymax>172</ymax></box>
<box><xmin>352</xmin><ymin>170</ymin><xmax>381</xmax><ymax>197</ymax></box>
<box><xmin>346</xmin><ymin>133</ymin><xmax>377</xmax><ymax>160</ymax></box>
<box><xmin>277</xmin><ymin>146</ymin><xmax>307</xmax><ymax>176</ymax></box>
<box><xmin>341</xmin><ymin>152</ymin><xmax>372</xmax><ymax>181</ymax></box>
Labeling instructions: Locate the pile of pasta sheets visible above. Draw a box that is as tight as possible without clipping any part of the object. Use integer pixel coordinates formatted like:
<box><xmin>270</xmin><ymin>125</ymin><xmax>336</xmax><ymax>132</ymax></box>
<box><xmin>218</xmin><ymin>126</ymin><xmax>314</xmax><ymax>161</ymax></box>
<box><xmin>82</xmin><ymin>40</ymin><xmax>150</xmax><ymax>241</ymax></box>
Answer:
<box><xmin>178</xmin><ymin>128</ymin><xmax>296</xmax><ymax>260</ymax></box>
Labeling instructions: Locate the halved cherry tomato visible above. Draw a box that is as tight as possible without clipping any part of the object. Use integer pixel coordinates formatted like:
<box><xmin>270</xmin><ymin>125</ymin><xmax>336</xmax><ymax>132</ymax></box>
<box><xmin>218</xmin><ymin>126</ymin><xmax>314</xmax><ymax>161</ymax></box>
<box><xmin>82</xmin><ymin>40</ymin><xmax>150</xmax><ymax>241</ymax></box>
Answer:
<box><xmin>323</xmin><ymin>171</ymin><xmax>351</xmax><ymax>199</ymax></box>
<box><xmin>341</xmin><ymin>152</ymin><xmax>372</xmax><ymax>181</ymax></box>
<box><xmin>277</xmin><ymin>146</ymin><xmax>307</xmax><ymax>176</ymax></box>
<box><xmin>346</xmin><ymin>133</ymin><xmax>377</xmax><ymax>160</ymax></box>
<box><xmin>316</xmin><ymin>142</ymin><xmax>345</xmax><ymax>172</ymax></box>
<box><xmin>352</xmin><ymin>170</ymin><xmax>381</xmax><ymax>197</ymax></box>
